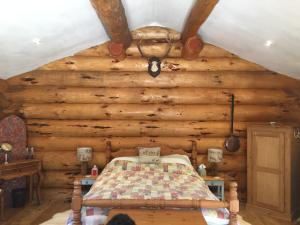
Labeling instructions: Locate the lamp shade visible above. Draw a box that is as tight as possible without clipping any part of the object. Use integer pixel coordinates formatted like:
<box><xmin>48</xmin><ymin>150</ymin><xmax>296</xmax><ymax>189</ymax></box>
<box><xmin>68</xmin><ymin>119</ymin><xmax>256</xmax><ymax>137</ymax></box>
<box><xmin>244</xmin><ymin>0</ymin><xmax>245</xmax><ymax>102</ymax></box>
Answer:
<box><xmin>77</xmin><ymin>147</ymin><xmax>92</xmax><ymax>162</ymax></box>
<box><xmin>0</xmin><ymin>143</ymin><xmax>12</xmax><ymax>152</ymax></box>
<box><xmin>207</xmin><ymin>148</ymin><xmax>223</xmax><ymax>163</ymax></box>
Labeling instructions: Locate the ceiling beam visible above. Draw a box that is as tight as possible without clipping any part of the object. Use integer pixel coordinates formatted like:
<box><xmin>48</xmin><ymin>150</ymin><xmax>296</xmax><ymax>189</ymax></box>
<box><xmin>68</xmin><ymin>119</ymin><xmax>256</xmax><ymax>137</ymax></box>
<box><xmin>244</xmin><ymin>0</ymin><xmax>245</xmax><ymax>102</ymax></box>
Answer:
<box><xmin>181</xmin><ymin>0</ymin><xmax>219</xmax><ymax>60</ymax></box>
<box><xmin>90</xmin><ymin>0</ymin><xmax>132</xmax><ymax>60</ymax></box>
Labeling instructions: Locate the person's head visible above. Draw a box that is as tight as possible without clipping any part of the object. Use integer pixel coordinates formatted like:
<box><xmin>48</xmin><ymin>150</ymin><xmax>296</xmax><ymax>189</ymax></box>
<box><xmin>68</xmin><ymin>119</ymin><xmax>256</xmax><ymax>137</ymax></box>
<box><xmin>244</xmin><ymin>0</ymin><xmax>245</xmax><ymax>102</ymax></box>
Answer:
<box><xmin>106</xmin><ymin>213</ymin><xmax>136</xmax><ymax>225</ymax></box>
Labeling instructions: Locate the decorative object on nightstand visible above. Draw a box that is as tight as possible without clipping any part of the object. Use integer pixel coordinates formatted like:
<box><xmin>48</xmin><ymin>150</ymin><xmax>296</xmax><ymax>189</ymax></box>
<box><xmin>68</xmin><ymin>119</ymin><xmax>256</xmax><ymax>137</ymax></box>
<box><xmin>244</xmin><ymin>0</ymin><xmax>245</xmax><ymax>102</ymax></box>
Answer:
<box><xmin>197</xmin><ymin>164</ymin><xmax>207</xmax><ymax>176</ymax></box>
<box><xmin>91</xmin><ymin>165</ymin><xmax>98</xmax><ymax>177</ymax></box>
<box><xmin>77</xmin><ymin>147</ymin><xmax>92</xmax><ymax>175</ymax></box>
<box><xmin>207</xmin><ymin>148</ymin><xmax>223</xmax><ymax>176</ymax></box>
<box><xmin>202</xmin><ymin>176</ymin><xmax>224</xmax><ymax>201</ymax></box>
<box><xmin>0</xmin><ymin>143</ymin><xmax>12</xmax><ymax>164</ymax></box>
<box><xmin>247</xmin><ymin>124</ymin><xmax>300</xmax><ymax>222</ymax></box>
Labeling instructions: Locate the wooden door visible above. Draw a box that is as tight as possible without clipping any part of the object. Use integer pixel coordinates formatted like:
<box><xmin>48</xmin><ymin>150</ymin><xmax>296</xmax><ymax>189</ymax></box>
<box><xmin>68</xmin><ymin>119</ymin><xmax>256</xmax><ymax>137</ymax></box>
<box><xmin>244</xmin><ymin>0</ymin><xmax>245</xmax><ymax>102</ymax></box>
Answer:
<box><xmin>250</xmin><ymin>129</ymin><xmax>285</xmax><ymax>212</ymax></box>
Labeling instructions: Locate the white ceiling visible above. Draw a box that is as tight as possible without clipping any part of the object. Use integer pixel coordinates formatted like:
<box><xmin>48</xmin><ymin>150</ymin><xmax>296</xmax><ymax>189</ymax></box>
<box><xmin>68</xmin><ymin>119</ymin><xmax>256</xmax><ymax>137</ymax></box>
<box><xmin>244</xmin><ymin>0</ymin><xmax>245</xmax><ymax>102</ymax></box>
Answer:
<box><xmin>0</xmin><ymin>0</ymin><xmax>300</xmax><ymax>79</ymax></box>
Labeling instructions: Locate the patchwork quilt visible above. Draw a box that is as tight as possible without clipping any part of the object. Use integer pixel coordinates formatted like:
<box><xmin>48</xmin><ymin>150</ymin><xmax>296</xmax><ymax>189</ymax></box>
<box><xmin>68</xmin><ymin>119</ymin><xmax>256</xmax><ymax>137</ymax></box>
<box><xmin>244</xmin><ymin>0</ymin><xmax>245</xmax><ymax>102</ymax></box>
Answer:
<box><xmin>84</xmin><ymin>160</ymin><xmax>217</xmax><ymax>201</ymax></box>
<box><xmin>68</xmin><ymin>158</ymin><xmax>230</xmax><ymax>225</ymax></box>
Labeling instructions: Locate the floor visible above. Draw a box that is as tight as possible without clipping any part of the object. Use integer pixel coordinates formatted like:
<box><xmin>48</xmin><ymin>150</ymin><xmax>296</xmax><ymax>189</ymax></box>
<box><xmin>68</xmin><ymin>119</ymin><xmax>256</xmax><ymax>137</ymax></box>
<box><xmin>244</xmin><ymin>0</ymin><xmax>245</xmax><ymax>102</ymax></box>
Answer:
<box><xmin>1</xmin><ymin>189</ymin><xmax>299</xmax><ymax>225</ymax></box>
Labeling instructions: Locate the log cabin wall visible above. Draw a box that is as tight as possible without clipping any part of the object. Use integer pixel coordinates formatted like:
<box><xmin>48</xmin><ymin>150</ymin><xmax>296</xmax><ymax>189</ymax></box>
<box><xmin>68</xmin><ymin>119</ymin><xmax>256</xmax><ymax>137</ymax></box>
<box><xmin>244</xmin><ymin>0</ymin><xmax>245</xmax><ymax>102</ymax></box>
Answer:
<box><xmin>2</xmin><ymin>29</ymin><xmax>300</xmax><ymax>201</ymax></box>
<box><xmin>0</xmin><ymin>79</ymin><xmax>11</xmax><ymax>120</ymax></box>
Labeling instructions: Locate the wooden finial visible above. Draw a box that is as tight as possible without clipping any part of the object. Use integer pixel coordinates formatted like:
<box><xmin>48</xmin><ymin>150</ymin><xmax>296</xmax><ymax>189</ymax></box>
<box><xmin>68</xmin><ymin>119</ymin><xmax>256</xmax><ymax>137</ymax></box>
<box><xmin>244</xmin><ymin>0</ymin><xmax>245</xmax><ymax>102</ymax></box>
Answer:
<box><xmin>106</xmin><ymin>141</ymin><xmax>112</xmax><ymax>164</ymax></box>
<box><xmin>191</xmin><ymin>140</ymin><xmax>198</xmax><ymax>169</ymax></box>
<box><xmin>229</xmin><ymin>182</ymin><xmax>239</xmax><ymax>225</ymax></box>
<box><xmin>72</xmin><ymin>180</ymin><xmax>82</xmax><ymax>225</ymax></box>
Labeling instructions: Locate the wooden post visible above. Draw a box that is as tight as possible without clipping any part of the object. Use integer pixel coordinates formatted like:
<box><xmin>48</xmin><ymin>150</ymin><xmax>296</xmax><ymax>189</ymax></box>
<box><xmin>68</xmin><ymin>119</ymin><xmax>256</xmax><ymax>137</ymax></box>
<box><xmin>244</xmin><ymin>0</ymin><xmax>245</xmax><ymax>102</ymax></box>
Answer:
<box><xmin>72</xmin><ymin>180</ymin><xmax>82</xmax><ymax>225</ymax></box>
<box><xmin>191</xmin><ymin>140</ymin><xmax>198</xmax><ymax>169</ymax></box>
<box><xmin>36</xmin><ymin>160</ymin><xmax>43</xmax><ymax>204</ymax></box>
<box><xmin>90</xmin><ymin>0</ymin><xmax>132</xmax><ymax>60</ymax></box>
<box><xmin>106</xmin><ymin>141</ymin><xmax>112</xmax><ymax>164</ymax></box>
<box><xmin>181</xmin><ymin>0</ymin><xmax>219</xmax><ymax>60</ymax></box>
<box><xmin>81</xmin><ymin>162</ymin><xmax>88</xmax><ymax>175</ymax></box>
<box><xmin>229</xmin><ymin>182</ymin><xmax>239</xmax><ymax>225</ymax></box>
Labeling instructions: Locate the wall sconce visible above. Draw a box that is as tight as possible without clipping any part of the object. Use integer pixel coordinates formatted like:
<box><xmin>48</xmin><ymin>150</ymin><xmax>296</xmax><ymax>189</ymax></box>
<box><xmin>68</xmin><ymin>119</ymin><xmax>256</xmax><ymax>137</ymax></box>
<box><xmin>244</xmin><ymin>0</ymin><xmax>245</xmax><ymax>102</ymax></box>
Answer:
<box><xmin>207</xmin><ymin>148</ymin><xmax>223</xmax><ymax>176</ymax></box>
<box><xmin>77</xmin><ymin>147</ymin><xmax>92</xmax><ymax>175</ymax></box>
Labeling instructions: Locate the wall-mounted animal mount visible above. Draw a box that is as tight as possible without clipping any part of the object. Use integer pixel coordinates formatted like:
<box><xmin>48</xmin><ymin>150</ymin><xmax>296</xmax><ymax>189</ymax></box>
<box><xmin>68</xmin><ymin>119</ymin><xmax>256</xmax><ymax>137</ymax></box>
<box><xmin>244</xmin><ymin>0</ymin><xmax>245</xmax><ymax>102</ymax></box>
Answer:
<box><xmin>137</xmin><ymin>36</ymin><xmax>172</xmax><ymax>78</ymax></box>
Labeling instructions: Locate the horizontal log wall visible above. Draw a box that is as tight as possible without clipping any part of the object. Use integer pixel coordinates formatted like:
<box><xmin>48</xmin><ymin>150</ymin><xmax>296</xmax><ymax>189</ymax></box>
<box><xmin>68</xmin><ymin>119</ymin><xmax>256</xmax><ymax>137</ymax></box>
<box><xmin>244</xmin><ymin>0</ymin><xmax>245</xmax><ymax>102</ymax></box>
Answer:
<box><xmin>0</xmin><ymin>79</ymin><xmax>10</xmax><ymax>119</ymax></box>
<box><xmin>5</xmin><ymin>31</ymin><xmax>300</xmax><ymax>200</ymax></box>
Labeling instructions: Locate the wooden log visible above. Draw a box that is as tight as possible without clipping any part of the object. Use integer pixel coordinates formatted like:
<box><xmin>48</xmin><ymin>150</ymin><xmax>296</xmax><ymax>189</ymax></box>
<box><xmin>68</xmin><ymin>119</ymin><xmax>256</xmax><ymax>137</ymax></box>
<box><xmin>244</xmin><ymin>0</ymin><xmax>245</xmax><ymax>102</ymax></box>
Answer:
<box><xmin>35</xmin><ymin>151</ymin><xmax>106</xmax><ymax>170</ymax></box>
<box><xmin>11</xmin><ymin>103</ymin><xmax>300</xmax><ymax>122</ymax></box>
<box><xmin>26</xmin><ymin>119</ymin><xmax>248</xmax><ymax>137</ymax></box>
<box><xmin>37</xmin><ymin>150</ymin><xmax>246</xmax><ymax>190</ymax></box>
<box><xmin>28</xmin><ymin>136</ymin><xmax>246</xmax><ymax>155</ymax></box>
<box><xmin>181</xmin><ymin>0</ymin><xmax>219</xmax><ymax>59</ymax></box>
<box><xmin>0</xmin><ymin>93</ymin><xmax>10</xmax><ymax>107</ymax></box>
<box><xmin>8</xmin><ymin>70</ymin><xmax>300</xmax><ymax>89</ymax></box>
<box><xmin>182</xmin><ymin>36</ymin><xmax>204</xmax><ymax>60</ymax></box>
<box><xmin>181</xmin><ymin>0</ymin><xmax>219</xmax><ymax>44</ymax></box>
<box><xmin>0</xmin><ymin>79</ymin><xmax>8</xmax><ymax>92</ymax></box>
<box><xmin>90</xmin><ymin>0</ymin><xmax>131</xmax><ymax>49</ymax></box>
<box><xmin>35</xmin><ymin>150</ymin><xmax>247</xmax><ymax>171</ymax></box>
<box><xmin>39</xmin><ymin>56</ymin><xmax>266</xmax><ymax>72</ymax></box>
<box><xmin>197</xmin><ymin>154</ymin><xmax>246</xmax><ymax>172</ymax></box>
<box><xmin>0</xmin><ymin>80</ymin><xmax>10</xmax><ymax>118</ymax></box>
<box><xmin>42</xmin><ymin>170</ymin><xmax>80</xmax><ymax>188</ymax></box>
<box><xmin>7</xmin><ymin>86</ymin><xmax>300</xmax><ymax>105</ymax></box>
<box><xmin>76</xmin><ymin>42</ymin><xmax>237</xmax><ymax>58</ymax></box>
<box><xmin>42</xmin><ymin>168</ymin><xmax>246</xmax><ymax>190</ymax></box>
<box><xmin>131</xmin><ymin>26</ymin><xmax>181</xmax><ymax>41</ymax></box>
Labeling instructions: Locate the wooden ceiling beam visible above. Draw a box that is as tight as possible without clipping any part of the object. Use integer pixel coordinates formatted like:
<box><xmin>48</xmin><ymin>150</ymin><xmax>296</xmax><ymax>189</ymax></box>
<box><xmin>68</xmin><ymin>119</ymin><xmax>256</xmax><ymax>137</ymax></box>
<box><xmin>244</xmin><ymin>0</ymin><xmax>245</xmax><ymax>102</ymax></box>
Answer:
<box><xmin>90</xmin><ymin>0</ymin><xmax>132</xmax><ymax>60</ymax></box>
<box><xmin>181</xmin><ymin>0</ymin><xmax>219</xmax><ymax>60</ymax></box>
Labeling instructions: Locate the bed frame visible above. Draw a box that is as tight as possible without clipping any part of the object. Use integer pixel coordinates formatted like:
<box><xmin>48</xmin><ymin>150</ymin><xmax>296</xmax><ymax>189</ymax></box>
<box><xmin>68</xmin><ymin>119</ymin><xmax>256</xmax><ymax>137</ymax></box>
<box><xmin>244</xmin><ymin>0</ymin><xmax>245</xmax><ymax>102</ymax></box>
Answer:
<box><xmin>72</xmin><ymin>141</ymin><xmax>239</xmax><ymax>225</ymax></box>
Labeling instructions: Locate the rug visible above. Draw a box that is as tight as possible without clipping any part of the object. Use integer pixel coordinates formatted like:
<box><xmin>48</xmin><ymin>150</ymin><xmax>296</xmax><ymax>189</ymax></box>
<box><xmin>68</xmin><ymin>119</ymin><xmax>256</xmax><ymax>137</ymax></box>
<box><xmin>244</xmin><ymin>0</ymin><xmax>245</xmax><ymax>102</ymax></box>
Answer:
<box><xmin>39</xmin><ymin>210</ymin><xmax>252</xmax><ymax>225</ymax></box>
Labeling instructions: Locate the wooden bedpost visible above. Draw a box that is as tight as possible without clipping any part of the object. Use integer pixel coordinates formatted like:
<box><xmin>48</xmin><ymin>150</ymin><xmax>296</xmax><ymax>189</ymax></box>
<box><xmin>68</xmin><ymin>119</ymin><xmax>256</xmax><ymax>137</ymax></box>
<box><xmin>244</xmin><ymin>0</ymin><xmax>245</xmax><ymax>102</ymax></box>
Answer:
<box><xmin>106</xmin><ymin>141</ymin><xmax>112</xmax><ymax>164</ymax></box>
<box><xmin>229</xmin><ymin>182</ymin><xmax>239</xmax><ymax>225</ymax></box>
<box><xmin>72</xmin><ymin>180</ymin><xmax>82</xmax><ymax>225</ymax></box>
<box><xmin>191</xmin><ymin>141</ymin><xmax>198</xmax><ymax>169</ymax></box>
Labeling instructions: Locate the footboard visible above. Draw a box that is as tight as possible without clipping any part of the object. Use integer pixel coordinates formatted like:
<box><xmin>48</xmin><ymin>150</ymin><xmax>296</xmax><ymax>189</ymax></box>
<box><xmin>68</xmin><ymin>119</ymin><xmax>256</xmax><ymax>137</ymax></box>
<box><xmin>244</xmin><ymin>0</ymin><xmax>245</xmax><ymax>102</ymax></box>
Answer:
<box><xmin>71</xmin><ymin>181</ymin><xmax>239</xmax><ymax>225</ymax></box>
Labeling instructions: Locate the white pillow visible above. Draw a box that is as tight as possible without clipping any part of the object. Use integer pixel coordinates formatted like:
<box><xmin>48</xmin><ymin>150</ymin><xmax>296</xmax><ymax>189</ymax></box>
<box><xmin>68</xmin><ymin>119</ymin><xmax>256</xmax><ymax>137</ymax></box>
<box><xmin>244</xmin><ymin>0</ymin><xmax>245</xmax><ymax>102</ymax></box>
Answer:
<box><xmin>138</xmin><ymin>147</ymin><xmax>161</xmax><ymax>164</ymax></box>
<box><xmin>160</xmin><ymin>154</ymin><xmax>192</xmax><ymax>167</ymax></box>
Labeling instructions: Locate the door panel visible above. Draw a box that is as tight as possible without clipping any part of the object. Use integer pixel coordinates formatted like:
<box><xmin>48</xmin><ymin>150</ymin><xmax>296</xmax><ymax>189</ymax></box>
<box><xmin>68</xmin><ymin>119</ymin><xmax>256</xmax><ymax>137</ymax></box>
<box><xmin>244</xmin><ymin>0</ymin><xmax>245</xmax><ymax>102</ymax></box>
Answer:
<box><xmin>252</xmin><ymin>131</ymin><xmax>285</xmax><ymax>212</ymax></box>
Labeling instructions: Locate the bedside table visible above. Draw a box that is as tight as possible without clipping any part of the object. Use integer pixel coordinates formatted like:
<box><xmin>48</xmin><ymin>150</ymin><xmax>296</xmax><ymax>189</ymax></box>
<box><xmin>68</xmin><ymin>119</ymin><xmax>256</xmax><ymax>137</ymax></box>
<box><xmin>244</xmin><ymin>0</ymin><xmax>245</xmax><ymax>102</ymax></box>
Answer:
<box><xmin>202</xmin><ymin>176</ymin><xmax>224</xmax><ymax>201</ymax></box>
<box><xmin>75</xmin><ymin>175</ymin><xmax>97</xmax><ymax>195</ymax></box>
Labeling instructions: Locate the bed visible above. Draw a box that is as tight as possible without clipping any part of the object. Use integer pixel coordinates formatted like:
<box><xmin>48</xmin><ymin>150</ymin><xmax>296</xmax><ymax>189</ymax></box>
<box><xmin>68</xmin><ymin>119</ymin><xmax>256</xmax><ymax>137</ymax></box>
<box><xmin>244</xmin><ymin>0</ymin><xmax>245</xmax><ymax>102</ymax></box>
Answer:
<box><xmin>71</xmin><ymin>141</ymin><xmax>239</xmax><ymax>225</ymax></box>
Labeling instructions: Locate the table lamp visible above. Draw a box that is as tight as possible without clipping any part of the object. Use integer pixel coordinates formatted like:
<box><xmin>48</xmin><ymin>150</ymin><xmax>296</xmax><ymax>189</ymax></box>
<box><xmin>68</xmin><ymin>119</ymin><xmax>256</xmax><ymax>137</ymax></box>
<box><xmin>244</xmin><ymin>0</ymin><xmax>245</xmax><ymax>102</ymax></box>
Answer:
<box><xmin>0</xmin><ymin>143</ymin><xmax>12</xmax><ymax>164</ymax></box>
<box><xmin>77</xmin><ymin>147</ymin><xmax>92</xmax><ymax>175</ymax></box>
<box><xmin>207</xmin><ymin>148</ymin><xmax>223</xmax><ymax>176</ymax></box>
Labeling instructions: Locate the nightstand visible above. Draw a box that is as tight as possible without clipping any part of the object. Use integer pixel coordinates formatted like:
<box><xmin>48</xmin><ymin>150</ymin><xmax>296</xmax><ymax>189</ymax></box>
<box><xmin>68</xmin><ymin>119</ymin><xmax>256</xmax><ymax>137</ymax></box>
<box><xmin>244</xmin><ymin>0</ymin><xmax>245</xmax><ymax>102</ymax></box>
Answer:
<box><xmin>75</xmin><ymin>175</ymin><xmax>97</xmax><ymax>195</ymax></box>
<box><xmin>202</xmin><ymin>176</ymin><xmax>224</xmax><ymax>201</ymax></box>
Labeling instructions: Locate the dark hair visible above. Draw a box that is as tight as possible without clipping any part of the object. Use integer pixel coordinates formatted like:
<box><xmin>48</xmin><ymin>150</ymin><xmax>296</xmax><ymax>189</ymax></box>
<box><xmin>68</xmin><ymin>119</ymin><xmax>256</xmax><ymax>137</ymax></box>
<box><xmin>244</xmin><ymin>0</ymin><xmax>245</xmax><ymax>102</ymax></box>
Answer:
<box><xmin>106</xmin><ymin>213</ymin><xmax>136</xmax><ymax>225</ymax></box>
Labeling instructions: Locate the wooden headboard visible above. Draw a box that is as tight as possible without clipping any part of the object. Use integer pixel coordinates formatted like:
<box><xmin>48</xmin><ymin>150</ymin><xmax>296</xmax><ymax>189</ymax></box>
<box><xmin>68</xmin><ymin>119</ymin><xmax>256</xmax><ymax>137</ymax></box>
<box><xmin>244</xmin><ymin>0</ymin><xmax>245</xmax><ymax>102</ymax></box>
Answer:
<box><xmin>105</xmin><ymin>141</ymin><xmax>198</xmax><ymax>169</ymax></box>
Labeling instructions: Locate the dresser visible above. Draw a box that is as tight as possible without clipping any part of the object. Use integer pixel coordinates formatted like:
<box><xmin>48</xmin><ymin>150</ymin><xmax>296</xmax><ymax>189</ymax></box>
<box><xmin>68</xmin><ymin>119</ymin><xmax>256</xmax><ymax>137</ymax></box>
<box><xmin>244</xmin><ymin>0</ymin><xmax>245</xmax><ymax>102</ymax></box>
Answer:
<box><xmin>247</xmin><ymin>124</ymin><xmax>300</xmax><ymax>221</ymax></box>
<box><xmin>0</xmin><ymin>159</ymin><xmax>42</xmax><ymax>220</ymax></box>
